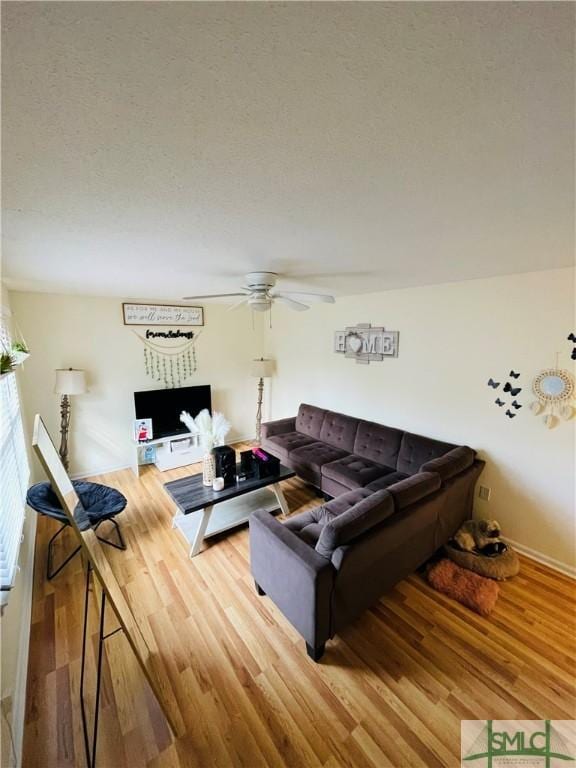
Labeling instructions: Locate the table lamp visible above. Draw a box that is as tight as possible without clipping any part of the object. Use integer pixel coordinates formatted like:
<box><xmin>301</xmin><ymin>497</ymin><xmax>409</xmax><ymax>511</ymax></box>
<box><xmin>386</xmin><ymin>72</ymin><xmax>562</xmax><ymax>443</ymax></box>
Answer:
<box><xmin>54</xmin><ymin>368</ymin><xmax>87</xmax><ymax>470</ymax></box>
<box><xmin>251</xmin><ymin>358</ymin><xmax>274</xmax><ymax>444</ymax></box>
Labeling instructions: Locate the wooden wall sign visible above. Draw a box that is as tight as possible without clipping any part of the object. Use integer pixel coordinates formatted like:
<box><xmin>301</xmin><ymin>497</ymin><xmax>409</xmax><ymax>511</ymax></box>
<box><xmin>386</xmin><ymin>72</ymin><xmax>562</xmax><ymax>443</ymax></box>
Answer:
<box><xmin>123</xmin><ymin>303</ymin><xmax>203</xmax><ymax>326</ymax></box>
<box><xmin>334</xmin><ymin>323</ymin><xmax>399</xmax><ymax>364</ymax></box>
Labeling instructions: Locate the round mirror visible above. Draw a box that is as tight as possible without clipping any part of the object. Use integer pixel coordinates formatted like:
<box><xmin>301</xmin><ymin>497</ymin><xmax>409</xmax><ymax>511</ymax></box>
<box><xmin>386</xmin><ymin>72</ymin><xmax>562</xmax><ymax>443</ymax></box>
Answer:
<box><xmin>540</xmin><ymin>376</ymin><xmax>566</xmax><ymax>397</ymax></box>
<box><xmin>533</xmin><ymin>369</ymin><xmax>574</xmax><ymax>403</ymax></box>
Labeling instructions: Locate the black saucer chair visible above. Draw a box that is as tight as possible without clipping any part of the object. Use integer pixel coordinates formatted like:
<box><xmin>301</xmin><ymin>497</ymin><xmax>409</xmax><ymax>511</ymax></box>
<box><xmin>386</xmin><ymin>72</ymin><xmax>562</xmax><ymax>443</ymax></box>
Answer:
<box><xmin>26</xmin><ymin>481</ymin><xmax>127</xmax><ymax>580</ymax></box>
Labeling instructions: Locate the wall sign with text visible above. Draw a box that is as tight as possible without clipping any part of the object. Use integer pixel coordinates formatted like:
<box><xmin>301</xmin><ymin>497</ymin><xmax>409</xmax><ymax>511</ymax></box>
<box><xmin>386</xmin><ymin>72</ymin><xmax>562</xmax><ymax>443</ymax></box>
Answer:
<box><xmin>334</xmin><ymin>323</ymin><xmax>399</xmax><ymax>364</ymax></box>
<box><xmin>122</xmin><ymin>303</ymin><xmax>204</xmax><ymax>326</ymax></box>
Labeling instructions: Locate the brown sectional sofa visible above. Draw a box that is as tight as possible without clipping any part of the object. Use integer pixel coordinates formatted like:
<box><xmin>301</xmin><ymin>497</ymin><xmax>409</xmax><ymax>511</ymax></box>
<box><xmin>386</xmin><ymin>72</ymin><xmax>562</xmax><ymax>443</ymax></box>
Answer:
<box><xmin>249</xmin><ymin>404</ymin><xmax>484</xmax><ymax>660</ymax></box>
<box><xmin>260</xmin><ymin>403</ymin><xmax>474</xmax><ymax>497</ymax></box>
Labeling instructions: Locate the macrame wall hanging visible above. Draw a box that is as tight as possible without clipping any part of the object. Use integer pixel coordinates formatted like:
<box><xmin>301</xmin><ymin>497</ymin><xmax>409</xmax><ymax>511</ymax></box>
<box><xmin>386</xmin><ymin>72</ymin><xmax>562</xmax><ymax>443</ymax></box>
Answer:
<box><xmin>133</xmin><ymin>330</ymin><xmax>200</xmax><ymax>388</ymax></box>
<box><xmin>530</xmin><ymin>367</ymin><xmax>574</xmax><ymax>429</ymax></box>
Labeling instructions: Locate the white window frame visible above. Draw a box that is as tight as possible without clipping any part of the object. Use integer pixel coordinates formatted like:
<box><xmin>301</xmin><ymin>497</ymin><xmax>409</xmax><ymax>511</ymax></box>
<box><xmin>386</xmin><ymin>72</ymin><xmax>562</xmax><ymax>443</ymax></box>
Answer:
<box><xmin>0</xmin><ymin>309</ymin><xmax>30</xmax><ymax>603</ymax></box>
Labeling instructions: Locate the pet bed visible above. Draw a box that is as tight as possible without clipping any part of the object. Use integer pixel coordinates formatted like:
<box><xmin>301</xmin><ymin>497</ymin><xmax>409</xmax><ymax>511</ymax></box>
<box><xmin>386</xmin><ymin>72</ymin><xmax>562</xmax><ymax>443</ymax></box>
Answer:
<box><xmin>444</xmin><ymin>542</ymin><xmax>520</xmax><ymax>581</ymax></box>
<box><xmin>427</xmin><ymin>559</ymin><xmax>499</xmax><ymax>616</ymax></box>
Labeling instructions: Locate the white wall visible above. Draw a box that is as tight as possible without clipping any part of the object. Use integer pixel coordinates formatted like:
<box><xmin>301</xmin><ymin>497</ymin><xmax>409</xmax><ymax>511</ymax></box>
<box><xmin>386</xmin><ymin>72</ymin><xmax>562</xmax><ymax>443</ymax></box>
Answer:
<box><xmin>8</xmin><ymin>272</ymin><xmax>576</xmax><ymax>573</ymax></box>
<box><xmin>263</xmin><ymin>268</ymin><xmax>575</xmax><ymax>572</ymax></box>
<box><xmin>9</xmin><ymin>292</ymin><xmax>265</xmax><ymax>479</ymax></box>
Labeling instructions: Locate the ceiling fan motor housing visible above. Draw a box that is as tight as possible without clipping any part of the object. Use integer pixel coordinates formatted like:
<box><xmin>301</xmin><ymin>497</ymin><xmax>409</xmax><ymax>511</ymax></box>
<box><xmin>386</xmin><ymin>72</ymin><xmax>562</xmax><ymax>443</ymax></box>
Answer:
<box><xmin>245</xmin><ymin>272</ymin><xmax>278</xmax><ymax>290</ymax></box>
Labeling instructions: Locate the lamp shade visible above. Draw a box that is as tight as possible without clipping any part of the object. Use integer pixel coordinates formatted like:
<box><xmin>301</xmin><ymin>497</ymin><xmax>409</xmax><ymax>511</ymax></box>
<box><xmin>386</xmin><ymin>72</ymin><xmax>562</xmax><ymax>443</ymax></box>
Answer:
<box><xmin>54</xmin><ymin>369</ymin><xmax>87</xmax><ymax>395</ymax></box>
<box><xmin>251</xmin><ymin>358</ymin><xmax>274</xmax><ymax>378</ymax></box>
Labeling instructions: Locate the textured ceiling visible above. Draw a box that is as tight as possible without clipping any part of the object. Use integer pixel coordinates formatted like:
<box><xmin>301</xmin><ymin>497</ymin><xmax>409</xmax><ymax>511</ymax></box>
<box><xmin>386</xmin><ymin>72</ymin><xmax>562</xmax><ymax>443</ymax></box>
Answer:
<box><xmin>1</xmin><ymin>2</ymin><xmax>574</xmax><ymax>299</ymax></box>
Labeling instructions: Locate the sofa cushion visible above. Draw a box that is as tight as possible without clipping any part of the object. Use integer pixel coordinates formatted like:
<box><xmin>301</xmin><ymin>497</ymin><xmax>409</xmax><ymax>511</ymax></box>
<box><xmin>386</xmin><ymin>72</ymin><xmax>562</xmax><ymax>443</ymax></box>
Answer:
<box><xmin>289</xmin><ymin>442</ymin><xmax>349</xmax><ymax>485</ymax></box>
<box><xmin>396</xmin><ymin>432</ymin><xmax>456</xmax><ymax>475</ymax></box>
<box><xmin>353</xmin><ymin>421</ymin><xmax>404</xmax><ymax>468</ymax></box>
<box><xmin>283</xmin><ymin>489</ymin><xmax>373</xmax><ymax>541</ymax></box>
<box><xmin>322</xmin><ymin>454</ymin><xmax>393</xmax><ymax>490</ymax></box>
<box><xmin>291</xmin><ymin>521</ymin><xmax>325</xmax><ymax>547</ymax></box>
<box><xmin>322</xmin><ymin>476</ymin><xmax>356</xmax><ymax>499</ymax></box>
<box><xmin>295</xmin><ymin>404</ymin><xmax>327</xmax><ymax>439</ymax></box>
<box><xmin>280</xmin><ymin>509</ymin><xmax>324</xmax><ymax>546</ymax></box>
<box><xmin>264</xmin><ymin>431</ymin><xmax>318</xmax><ymax>461</ymax></box>
<box><xmin>366</xmin><ymin>471</ymin><xmax>409</xmax><ymax>491</ymax></box>
<box><xmin>315</xmin><ymin>490</ymin><xmax>395</xmax><ymax>558</ymax></box>
<box><xmin>319</xmin><ymin>411</ymin><xmax>359</xmax><ymax>452</ymax></box>
<box><xmin>420</xmin><ymin>446</ymin><xmax>475</xmax><ymax>480</ymax></box>
<box><xmin>314</xmin><ymin>487</ymin><xmax>374</xmax><ymax>522</ymax></box>
<box><xmin>388</xmin><ymin>471</ymin><xmax>441</xmax><ymax>510</ymax></box>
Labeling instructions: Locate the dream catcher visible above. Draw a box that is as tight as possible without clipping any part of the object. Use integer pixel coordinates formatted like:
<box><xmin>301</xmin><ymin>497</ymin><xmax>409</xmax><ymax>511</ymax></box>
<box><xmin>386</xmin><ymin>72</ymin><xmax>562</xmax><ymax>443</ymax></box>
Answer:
<box><xmin>134</xmin><ymin>331</ymin><xmax>200</xmax><ymax>388</ymax></box>
<box><xmin>530</xmin><ymin>368</ymin><xmax>574</xmax><ymax>429</ymax></box>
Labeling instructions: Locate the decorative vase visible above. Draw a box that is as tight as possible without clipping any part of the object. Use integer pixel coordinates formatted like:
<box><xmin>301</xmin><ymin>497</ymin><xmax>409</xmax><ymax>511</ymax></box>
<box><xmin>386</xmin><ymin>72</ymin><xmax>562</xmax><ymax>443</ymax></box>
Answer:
<box><xmin>12</xmin><ymin>351</ymin><xmax>30</xmax><ymax>366</ymax></box>
<box><xmin>202</xmin><ymin>451</ymin><xmax>216</xmax><ymax>487</ymax></box>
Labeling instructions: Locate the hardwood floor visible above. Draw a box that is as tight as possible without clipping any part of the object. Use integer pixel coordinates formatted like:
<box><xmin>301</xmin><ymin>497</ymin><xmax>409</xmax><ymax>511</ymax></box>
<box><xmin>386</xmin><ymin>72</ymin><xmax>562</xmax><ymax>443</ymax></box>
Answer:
<box><xmin>23</xmin><ymin>449</ymin><xmax>576</xmax><ymax>767</ymax></box>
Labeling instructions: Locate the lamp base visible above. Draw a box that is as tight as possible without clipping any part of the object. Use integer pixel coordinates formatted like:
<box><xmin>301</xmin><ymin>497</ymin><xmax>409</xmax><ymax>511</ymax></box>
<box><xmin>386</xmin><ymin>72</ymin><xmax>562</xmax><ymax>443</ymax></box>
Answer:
<box><xmin>255</xmin><ymin>377</ymin><xmax>264</xmax><ymax>445</ymax></box>
<box><xmin>59</xmin><ymin>394</ymin><xmax>71</xmax><ymax>471</ymax></box>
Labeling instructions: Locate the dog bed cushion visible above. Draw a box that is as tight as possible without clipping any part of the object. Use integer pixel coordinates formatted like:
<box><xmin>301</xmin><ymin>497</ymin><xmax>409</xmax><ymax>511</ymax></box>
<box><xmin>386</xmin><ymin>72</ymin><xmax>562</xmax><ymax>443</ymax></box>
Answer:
<box><xmin>427</xmin><ymin>559</ymin><xmax>499</xmax><ymax>616</ymax></box>
<box><xmin>444</xmin><ymin>543</ymin><xmax>520</xmax><ymax>581</ymax></box>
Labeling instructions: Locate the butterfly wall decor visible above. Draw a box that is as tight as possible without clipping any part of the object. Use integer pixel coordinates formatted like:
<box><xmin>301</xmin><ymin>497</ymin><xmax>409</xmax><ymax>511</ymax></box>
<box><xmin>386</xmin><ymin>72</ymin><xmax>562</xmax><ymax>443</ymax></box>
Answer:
<box><xmin>569</xmin><ymin>333</ymin><xmax>576</xmax><ymax>360</ymax></box>
<box><xmin>487</xmin><ymin>369</ymin><xmax>523</xmax><ymax>419</ymax></box>
<box><xmin>503</xmin><ymin>382</ymin><xmax>522</xmax><ymax>396</ymax></box>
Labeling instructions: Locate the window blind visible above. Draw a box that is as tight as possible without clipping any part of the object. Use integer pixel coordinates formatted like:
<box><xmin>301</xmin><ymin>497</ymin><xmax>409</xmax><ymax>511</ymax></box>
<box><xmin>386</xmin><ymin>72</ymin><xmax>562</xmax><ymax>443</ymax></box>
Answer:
<box><xmin>0</xmin><ymin>320</ymin><xmax>30</xmax><ymax>596</ymax></box>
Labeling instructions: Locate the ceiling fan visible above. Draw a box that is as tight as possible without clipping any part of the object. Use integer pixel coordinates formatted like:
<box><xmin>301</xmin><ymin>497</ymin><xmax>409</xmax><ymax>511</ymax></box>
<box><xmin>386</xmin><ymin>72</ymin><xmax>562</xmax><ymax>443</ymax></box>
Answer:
<box><xmin>182</xmin><ymin>272</ymin><xmax>336</xmax><ymax>312</ymax></box>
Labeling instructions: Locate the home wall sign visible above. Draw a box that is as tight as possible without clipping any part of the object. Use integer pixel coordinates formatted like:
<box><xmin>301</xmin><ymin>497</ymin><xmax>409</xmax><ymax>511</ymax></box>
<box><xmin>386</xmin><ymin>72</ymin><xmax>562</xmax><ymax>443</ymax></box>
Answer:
<box><xmin>334</xmin><ymin>324</ymin><xmax>399</xmax><ymax>364</ymax></box>
<box><xmin>123</xmin><ymin>303</ymin><xmax>203</xmax><ymax>326</ymax></box>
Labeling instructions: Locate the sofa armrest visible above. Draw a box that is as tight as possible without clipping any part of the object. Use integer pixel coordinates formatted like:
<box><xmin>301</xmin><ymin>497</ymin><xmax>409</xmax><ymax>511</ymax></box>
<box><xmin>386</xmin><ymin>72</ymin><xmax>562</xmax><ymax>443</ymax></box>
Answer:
<box><xmin>249</xmin><ymin>510</ymin><xmax>335</xmax><ymax>647</ymax></box>
<box><xmin>261</xmin><ymin>416</ymin><xmax>296</xmax><ymax>439</ymax></box>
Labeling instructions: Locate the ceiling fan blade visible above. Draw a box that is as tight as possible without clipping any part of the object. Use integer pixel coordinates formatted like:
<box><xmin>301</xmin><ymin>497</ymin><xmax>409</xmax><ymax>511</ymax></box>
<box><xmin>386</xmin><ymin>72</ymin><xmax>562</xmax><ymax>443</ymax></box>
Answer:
<box><xmin>227</xmin><ymin>296</ymin><xmax>250</xmax><ymax>311</ymax></box>
<box><xmin>181</xmin><ymin>292</ymin><xmax>248</xmax><ymax>300</ymax></box>
<box><xmin>278</xmin><ymin>291</ymin><xmax>335</xmax><ymax>304</ymax></box>
<box><xmin>274</xmin><ymin>295</ymin><xmax>309</xmax><ymax>312</ymax></box>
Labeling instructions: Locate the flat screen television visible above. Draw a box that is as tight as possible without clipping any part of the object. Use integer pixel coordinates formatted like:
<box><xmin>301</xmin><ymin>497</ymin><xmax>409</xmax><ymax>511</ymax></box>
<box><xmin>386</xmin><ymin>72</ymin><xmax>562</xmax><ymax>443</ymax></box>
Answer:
<box><xmin>134</xmin><ymin>384</ymin><xmax>211</xmax><ymax>439</ymax></box>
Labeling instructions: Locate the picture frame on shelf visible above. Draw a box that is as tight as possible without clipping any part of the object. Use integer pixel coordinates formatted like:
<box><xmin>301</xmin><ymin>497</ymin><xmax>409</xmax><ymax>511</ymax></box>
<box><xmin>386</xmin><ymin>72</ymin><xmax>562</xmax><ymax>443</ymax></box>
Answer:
<box><xmin>133</xmin><ymin>418</ymin><xmax>153</xmax><ymax>443</ymax></box>
<box><xmin>140</xmin><ymin>444</ymin><xmax>156</xmax><ymax>464</ymax></box>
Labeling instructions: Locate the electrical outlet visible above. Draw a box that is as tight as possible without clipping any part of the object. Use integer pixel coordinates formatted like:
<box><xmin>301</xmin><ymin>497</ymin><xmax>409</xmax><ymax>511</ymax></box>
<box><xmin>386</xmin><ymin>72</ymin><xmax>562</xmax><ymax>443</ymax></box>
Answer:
<box><xmin>478</xmin><ymin>485</ymin><xmax>491</xmax><ymax>501</ymax></box>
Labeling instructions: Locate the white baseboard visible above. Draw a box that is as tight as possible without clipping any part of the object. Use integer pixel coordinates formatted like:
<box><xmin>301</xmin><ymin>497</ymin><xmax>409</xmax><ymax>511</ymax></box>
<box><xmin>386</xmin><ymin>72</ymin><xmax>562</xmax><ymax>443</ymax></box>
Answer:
<box><xmin>503</xmin><ymin>536</ymin><xmax>576</xmax><ymax>579</ymax></box>
<box><xmin>69</xmin><ymin>463</ymin><xmax>132</xmax><ymax>480</ymax></box>
<box><xmin>69</xmin><ymin>437</ymin><xmax>255</xmax><ymax>481</ymax></box>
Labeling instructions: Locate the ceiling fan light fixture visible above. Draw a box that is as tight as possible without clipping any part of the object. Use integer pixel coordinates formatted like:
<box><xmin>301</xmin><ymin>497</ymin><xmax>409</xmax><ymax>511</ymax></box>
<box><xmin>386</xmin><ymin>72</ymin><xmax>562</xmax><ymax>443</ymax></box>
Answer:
<box><xmin>248</xmin><ymin>297</ymin><xmax>271</xmax><ymax>312</ymax></box>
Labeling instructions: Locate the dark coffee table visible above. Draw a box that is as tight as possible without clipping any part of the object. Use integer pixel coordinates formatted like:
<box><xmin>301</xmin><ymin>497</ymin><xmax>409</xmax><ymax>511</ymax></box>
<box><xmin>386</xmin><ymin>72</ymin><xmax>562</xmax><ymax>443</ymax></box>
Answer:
<box><xmin>164</xmin><ymin>463</ymin><xmax>295</xmax><ymax>557</ymax></box>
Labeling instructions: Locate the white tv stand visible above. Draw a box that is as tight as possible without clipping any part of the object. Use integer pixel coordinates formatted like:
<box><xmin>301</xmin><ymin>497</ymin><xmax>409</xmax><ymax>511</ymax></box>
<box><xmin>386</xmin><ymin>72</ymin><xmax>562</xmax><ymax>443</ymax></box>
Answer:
<box><xmin>131</xmin><ymin>432</ymin><xmax>204</xmax><ymax>476</ymax></box>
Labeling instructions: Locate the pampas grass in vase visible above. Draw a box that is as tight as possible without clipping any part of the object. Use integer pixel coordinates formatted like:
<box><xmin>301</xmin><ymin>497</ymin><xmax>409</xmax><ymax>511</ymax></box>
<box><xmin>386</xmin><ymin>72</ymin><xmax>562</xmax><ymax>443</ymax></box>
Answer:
<box><xmin>180</xmin><ymin>408</ymin><xmax>232</xmax><ymax>486</ymax></box>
